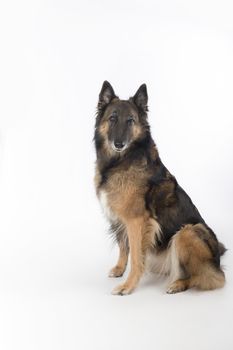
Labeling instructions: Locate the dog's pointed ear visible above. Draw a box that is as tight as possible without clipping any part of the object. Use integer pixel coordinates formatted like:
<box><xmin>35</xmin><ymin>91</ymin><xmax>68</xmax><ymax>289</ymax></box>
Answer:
<box><xmin>133</xmin><ymin>84</ymin><xmax>148</xmax><ymax>111</ymax></box>
<box><xmin>98</xmin><ymin>81</ymin><xmax>116</xmax><ymax>110</ymax></box>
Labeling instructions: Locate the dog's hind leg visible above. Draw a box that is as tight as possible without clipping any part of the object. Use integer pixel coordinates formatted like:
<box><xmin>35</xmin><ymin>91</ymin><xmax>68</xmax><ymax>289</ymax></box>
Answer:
<box><xmin>166</xmin><ymin>224</ymin><xmax>225</xmax><ymax>294</ymax></box>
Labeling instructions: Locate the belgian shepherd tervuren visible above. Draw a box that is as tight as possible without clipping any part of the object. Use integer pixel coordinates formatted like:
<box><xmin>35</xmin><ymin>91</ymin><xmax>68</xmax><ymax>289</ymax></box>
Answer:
<box><xmin>94</xmin><ymin>81</ymin><xmax>226</xmax><ymax>295</ymax></box>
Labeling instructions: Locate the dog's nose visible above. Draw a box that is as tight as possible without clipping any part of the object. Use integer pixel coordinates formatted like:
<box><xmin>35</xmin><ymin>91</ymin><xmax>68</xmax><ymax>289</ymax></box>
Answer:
<box><xmin>114</xmin><ymin>141</ymin><xmax>125</xmax><ymax>149</ymax></box>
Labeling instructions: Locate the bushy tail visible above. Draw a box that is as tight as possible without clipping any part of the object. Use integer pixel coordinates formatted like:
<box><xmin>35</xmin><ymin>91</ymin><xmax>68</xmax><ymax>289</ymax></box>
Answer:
<box><xmin>189</xmin><ymin>265</ymin><xmax>225</xmax><ymax>290</ymax></box>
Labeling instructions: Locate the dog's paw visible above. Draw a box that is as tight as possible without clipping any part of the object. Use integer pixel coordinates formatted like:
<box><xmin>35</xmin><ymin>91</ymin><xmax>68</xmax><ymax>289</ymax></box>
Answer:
<box><xmin>166</xmin><ymin>280</ymin><xmax>188</xmax><ymax>294</ymax></box>
<box><xmin>108</xmin><ymin>266</ymin><xmax>125</xmax><ymax>278</ymax></box>
<box><xmin>111</xmin><ymin>283</ymin><xmax>134</xmax><ymax>296</ymax></box>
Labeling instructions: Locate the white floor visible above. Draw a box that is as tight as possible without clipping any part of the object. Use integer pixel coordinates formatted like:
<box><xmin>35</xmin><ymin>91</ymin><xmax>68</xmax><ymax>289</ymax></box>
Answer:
<box><xmin>0</xmin><ymin>218</ymin><xmax>232</xmax><ymax>350</ymax></box>
<box><xmin>1</xmin><ymin>0</ymin><xmax>233</xmax><ymax>349</ymax></box>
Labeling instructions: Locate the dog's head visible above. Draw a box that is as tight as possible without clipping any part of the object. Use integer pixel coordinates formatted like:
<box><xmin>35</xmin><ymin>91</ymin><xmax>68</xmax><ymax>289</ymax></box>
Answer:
<box><xmin>95</xmin><ymin>81</ymin><xmax>149</xmax><ymax>154</ymax></box>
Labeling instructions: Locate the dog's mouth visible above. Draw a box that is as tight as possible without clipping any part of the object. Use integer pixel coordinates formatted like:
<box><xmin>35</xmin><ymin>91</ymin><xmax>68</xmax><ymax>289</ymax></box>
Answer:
<box><xmin>111</xmin><ymin>142</ymin><xmax>128</xmax><ymax>153</ymax></box>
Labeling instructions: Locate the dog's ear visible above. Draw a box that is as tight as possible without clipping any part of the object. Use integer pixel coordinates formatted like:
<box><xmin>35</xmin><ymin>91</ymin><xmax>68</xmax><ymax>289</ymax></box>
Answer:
<box><xmin>98</xmin><ymin>81</ymin><xmax>116</xmax><ymax>110</ymax></box>
<box><xmin>133</xmin><ymin>84</ymin><xmax>148</xmax><ymax>112</ymax></box>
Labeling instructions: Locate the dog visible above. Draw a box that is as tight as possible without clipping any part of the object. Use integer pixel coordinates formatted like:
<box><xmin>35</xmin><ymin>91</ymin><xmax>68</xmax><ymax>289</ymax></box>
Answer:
<box><xmin>94</xmin><ymin>81</ymin><xmax>226</xmax><ymax>295</ymax></box>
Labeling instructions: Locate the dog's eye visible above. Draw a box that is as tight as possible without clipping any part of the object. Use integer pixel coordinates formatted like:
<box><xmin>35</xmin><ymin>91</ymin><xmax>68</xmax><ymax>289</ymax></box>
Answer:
<box><xmin>109</xmin><ymin>115</ymin><xmax>117</xmax><ymax>123</ymax></box>
<box><xmin>127</xmin><ymin>118</ymin><xmax>134</xmax><ymax>125</ymax></box>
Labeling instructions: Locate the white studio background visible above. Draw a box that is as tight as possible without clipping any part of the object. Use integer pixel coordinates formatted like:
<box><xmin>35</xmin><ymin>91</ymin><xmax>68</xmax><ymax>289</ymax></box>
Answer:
<box><xmin>0</xmin><ymin>1</ymin><xmax>233</xmax><ymax>349</ymax></box>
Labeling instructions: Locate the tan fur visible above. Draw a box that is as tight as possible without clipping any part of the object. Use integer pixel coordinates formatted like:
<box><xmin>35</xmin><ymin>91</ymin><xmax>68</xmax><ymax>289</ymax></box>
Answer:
<box><xmin>95</xmin><ymin>147</ymin><xmax>162</xmax><ymax>294</ymax></box>
<box><xmin>132</xmin><ymin>123</ymin><xmax>143</xmax><ymax>140</ymax></box>
<box><xmin>146</xmin><ymin>224</ymin><xmax>225</xmax><ymax>293</ymax></box>
<box><xmin>98</xmin><ymin>121</ymin><xmax>116</xmax><ymax>157</ymax></box>
<box><xmin>143</xmin><ymin>217</ymin><xmax>162</xmax><ymax>253</ymax></box>
<box><xmin>149</xmin><ymin>143</ymin><xmax>159</xmax><ymax>161</ymax></box>
<box><xmin>94</xmin><ymin>166</ymin><xmax>101</xmax><ymax>191</ymax></box>
<box><xmin>112</xmin><ymin>216</ymin><xmax>145</xmax><ymax>295</ymax></box>
<box><xmin>166</xmin><ymin>224</ymin><xmax>225</xmax><ymax>293</ymax></box>
<box><xmin>104</xmin><ymin>167</ymin><xmax>160</xmax><ymax>294</ymax></box>
<box><xmin>99</xmin><ymin>120</ymin><xmax>109</xmax><ymax>136</ymax></box>
<box><xmin>104</xmin><ymin>166</ymin><xmax>148</xmax><ymax>220</ymax></box>
<box><xmin>97</xmin><ymin>154</ymin><xmax>165</xmax><ymax>294</ymax></box>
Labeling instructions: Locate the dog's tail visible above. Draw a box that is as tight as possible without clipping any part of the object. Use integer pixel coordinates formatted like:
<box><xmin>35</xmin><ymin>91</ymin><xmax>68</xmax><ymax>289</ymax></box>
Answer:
<box><xmin>218</xmin><ymin>242</ymin><xmax>227</xmax><ymax>256</ymax></box>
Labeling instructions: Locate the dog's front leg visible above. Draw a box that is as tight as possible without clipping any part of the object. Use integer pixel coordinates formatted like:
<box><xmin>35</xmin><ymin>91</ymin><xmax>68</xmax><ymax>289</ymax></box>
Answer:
<box><xmin>112</xmin><ymin>217</ymin><xmax>144</xmax><ymax>295</ymax></box>
<box><xmin>109</xmin><ymin>239</ymin><xmax>129</xmax><ymax>278</ymax></box>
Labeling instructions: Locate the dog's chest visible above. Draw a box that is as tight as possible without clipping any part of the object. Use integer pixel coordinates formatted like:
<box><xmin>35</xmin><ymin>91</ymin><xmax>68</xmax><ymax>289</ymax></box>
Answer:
<box><xmin>97</xmin><ymin>172</ymin><xmax>134</xmax><ymax>221</ymax></box>
<box><xmin>96</xmin><ymin>162</ymin><xmax>149</xmax><ymax>221</ymax></box>
<box><xmin>98</xmin><ymin>189</ymin><xmax>118</xmax><ymax>222</ymax></box>
<box><xmin>99</xmin><ymin>177</ymin><xmax>146</xmax><ymax>223</ymax></box>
